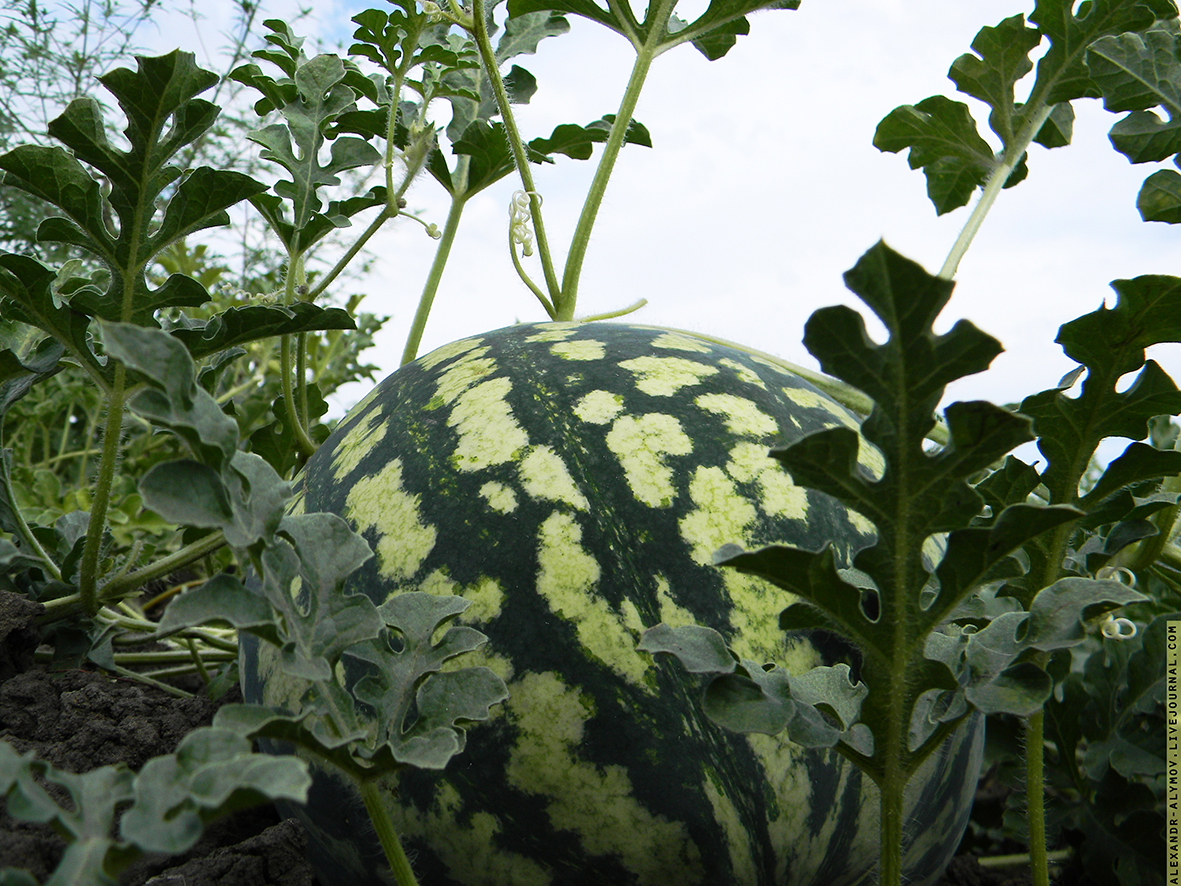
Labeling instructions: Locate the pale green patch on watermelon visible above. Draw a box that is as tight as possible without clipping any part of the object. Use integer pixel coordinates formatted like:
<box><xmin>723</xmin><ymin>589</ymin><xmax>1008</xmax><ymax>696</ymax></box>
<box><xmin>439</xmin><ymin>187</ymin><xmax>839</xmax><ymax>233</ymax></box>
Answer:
<box><xmin>550</xmin><ymin>339</ymin><xmax>605</xmax><ymax>360</ymax></box>
<box><xmin>695</xmin><ymin>392</ymin><xmax>780</xmax><ymax>437</ymax></box>
<box><xmin>524</xmin><ymin>323</ymin><xmax>578</xmax><ymax>342</ymax></box>
<box><xmin>677</xmin><ymin>466</ymin><xmax>802</xmax><ymax>662</ymax></box>
<box><xmin>725</xmin><ymin>441</ymin><xmax>809</xmax><ymax>519</ymax></box>
<box><xmin>479</xmin><ymin>480</ymin><xmax>519</xmax><ymax>513</ymax></box>
<box><xmin>535</xmin><ymin>512</ymin><xmax>649</xmax><ymax>684</ymax></box>
<box><xmin>344</xmin><ymin>458</ymin><xmax>437</xmax><ymax>581</ymax></box>
<box><xmin>702</xmin><ymin>773</ymin><xmax>758</xmax><ymax>885</ymax></box>
<box><xmin>783</xmin><ymin>386</ymin><xmax>887</xmax><ymax>480</ymax></box>
<box><xmin>746</xmin><ymin>732</ymin><xmax>866</xmax><ymax>883</ymax></box>
<box><xmin>573</xmin><ymin>389</ymin><xmax>624</xmax><ymax>424</ymax></box>
<box><xmin>330</xmin><ymin>411</ymin><xmax>388</xmax><ymax>481</ymax></box>
<box><xmin>679</xmin><ymin>466</ymin><xmax>757</xmax><ymax>565</ymax></box>
<box><xmin>386</xmin><ymin>781</ymin><xmax>553</xmax><ymax>886</ymax></box>
<box><xmin>727</xmin><ymin>576</ymin><xmax>809</xmax><ymax>665</ymax></box>
<box><xmin>462</xmin><ymin>576</ymin><xmax>506</xmax><ymax>623</ymax></box>
<box><xmin>619</xmin><ymin>356</ymin><xmax>719</xmax><ymax>396</ymax></box>
<box><xmin>605</xmin><ymin>413</ymin><xmax>693</xmax><ymax>507</ymax></box>
<box><xmin>654</xmin><ymin>574</ymin><xmax>698</xmax><ymax>627</ymax></box>
<box><xmin>782</xmin><ymin>385</ymin><xmax>858</xmax><ymax>426</ymax></box>
<box><xmin>519</xmin><ymin>446</ymin><xmax>589</xmax><ymax>509</ymax></box>
<box><xmin>417</xmin><ymin>334</ymin><xmax>484</xmax><ymax>370</ymax></box>
<box><xmin>449</xmin><ymin>378</ymin><xmax>529</xmax><ymax>471</ymax></box>
<box><xmin>432</xmin><ymin>349</ymin><xmax>496</xmax><ymax>407</ymax></box>
<box><xmin>650</xmin><ymin>330</ymin><xmax>713</xmax><ymax>353</ymax></box>
<box><xmin>504</xmin><ymin>671</ymin><xmax>702</xmax><ymax>885</ymax></box>
<box><xmin>718</xmin><ymin>357</ymin><xmax>767</xmax><ymax>388</ymax></box>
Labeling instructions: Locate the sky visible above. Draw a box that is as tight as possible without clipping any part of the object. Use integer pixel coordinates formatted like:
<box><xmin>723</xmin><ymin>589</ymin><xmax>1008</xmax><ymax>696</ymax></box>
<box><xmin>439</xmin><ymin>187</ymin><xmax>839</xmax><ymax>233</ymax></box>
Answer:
<box><xmin>141</xmin><ymin>0</ymin><xmax>1181</xmax><ymax>425</ymax></box>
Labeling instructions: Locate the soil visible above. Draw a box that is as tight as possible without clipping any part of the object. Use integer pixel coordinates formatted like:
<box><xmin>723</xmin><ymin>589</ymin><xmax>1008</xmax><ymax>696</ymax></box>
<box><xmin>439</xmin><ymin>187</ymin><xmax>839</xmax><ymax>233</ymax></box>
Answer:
<box><xmin>0</xmin><ymin>590</ymin><xmax>1094</xmax><ymax>886</ymax></box>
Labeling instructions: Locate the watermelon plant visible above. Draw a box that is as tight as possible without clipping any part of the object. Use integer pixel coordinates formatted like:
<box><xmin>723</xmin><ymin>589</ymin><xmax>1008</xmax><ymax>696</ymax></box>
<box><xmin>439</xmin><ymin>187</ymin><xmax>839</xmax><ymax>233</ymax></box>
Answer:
<box><xmin>0</xmin><ymin>1</ymin><xmax>1176</xmax><ymax>886</ymax></box>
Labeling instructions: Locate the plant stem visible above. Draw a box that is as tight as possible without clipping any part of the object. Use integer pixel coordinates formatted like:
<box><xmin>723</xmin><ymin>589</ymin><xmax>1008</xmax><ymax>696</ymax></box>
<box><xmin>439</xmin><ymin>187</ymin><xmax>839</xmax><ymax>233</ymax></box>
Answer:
<box><xmin>1</xmin><ymin>448</ymin><xmax>62</xmax><ymax>581</ymax></box>
<box><xmin>555</xmin><ymin>4</ymin><xmax>667</xmax><ymax>319</ymax></box>
<box><xmin>879</xmin><ymin>749</ymin><xmax>905</xmax><ymax>886</ymax></box>
<box><xmin>358</xmin><ymin>778</ymin><xmax>419</xmax><ymax>886</ymax></box>
<box><xmin>77</xmin><ymin>361</ymin><xmax>127</xmax><ymax>615</ymax></box>
<box><xmin>978</xmin><ymin>849</ymin><xmax>1071</xmax><ymax>868</ymax></box>
<box><xmin>470</xmin><ymin>0</ymin><xmax>561</xmax><ymax>300</ymax></box>
<box><xmin>939</xmin><ymin>103</ymin><xmax>1055</xmax><ymax>280</ymax></box>
<box><xmin>1025</xmin><ymin>710</ymin><xmax>1049</xmax><ymax>886</ymax></box>
<box><xmin>401</xmin><ymin>193</ymin><xmax>468</xmax><ymax>365</ymax></box>
<box><xmin>280</xmin><ymin>322</ymin><xmax>317</xmax><ymax>458</ymax></box>
<box><xmin>307</xmin><ymin>205</ymin><xmax>395</xmax><ymax>302</ymax></box>
<box><xmin>40</xmin><ymin>529</ymin><xmax>227</xmax><ymax>621</ymax></box>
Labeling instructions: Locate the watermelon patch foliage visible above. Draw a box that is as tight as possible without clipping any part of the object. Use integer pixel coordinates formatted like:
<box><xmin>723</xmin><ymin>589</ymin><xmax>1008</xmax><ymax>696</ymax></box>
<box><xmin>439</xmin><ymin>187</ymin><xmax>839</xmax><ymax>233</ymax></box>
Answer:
<box><xmin>0</xmin><ymin>1</ymin><xmax>1176</xmax><ymax>886</ymax></box>
<box><xmin>639</xmin><ymin>241</ymin><xmax>1157</xmax><ymax>886</ymax></box>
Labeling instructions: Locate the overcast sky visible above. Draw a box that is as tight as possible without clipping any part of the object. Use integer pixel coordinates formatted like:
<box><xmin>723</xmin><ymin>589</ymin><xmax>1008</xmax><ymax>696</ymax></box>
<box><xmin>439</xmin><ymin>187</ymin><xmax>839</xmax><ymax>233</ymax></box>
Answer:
<box><xmin>148</xmin><ymin>0</ymin><xmax>1181</xmax><ymax>423</ymax></box>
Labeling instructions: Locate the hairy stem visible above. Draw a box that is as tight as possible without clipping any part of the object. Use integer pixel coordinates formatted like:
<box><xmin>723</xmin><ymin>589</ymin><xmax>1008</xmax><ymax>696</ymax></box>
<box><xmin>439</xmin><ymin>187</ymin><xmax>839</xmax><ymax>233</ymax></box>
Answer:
<box><xmin>359</xmin><ymin>778</ymin><xmax>419</xmax><ymax>886</ymax></box>
<box><xmin>939</xmin><ymin>103</ymin><xmax>1055</xmax><ymax>280</ymax></box>
<box><xmin>879</xmin><ymin>694</ymin><xmax>907</xmax><ymax>886</ymax></box>
<box><xmin>470</xmin><ymin>0</ymin><xmax>561</xmax><ymax>300</ymax></box>
<box><xmin>280</xmin><ymin>250</ymin><xmax>317</xmax><ymax>459</ymax></box>
<box><xmin>401</xmin><ymin>193</ymin><xmax>468</xmax><ymax>365</ymax></box>
<box><xmin>308</xmin><ymin>205</ymin><xmax>395</xmax><ymax>302</ymax></box>
<box><xmin>555</xmin><ymin>0</ymin><xmax>670</xmax><ymax>319</ymax></box>
<box><xmin>39</xmin><ymin>529</ymin><xmax>227</xmax><ymax>622</ymax></box>
<box><xmin>1026</xmin><ymin>709</ymin><xmax>1049</xmax><ymax>886</ymax></box>
<box><xmin>77</xmin><ymin>362</ymin><xmax>127</xmax><ymax>615</ymax></box>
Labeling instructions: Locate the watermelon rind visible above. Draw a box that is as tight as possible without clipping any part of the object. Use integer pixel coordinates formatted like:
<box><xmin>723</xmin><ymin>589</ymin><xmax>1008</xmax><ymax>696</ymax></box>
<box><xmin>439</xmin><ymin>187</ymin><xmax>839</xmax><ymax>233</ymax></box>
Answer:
<box><xmin>241</xmin><ymin>321</ymin><xmax>983</xmax><ymax>886</ymax></box>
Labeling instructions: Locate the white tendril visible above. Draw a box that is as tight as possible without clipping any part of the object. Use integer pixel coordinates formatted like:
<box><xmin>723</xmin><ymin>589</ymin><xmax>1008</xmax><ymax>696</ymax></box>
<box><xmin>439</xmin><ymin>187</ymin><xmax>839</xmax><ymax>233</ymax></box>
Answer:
<box><xmin>1100</xmin><ymin>613</ymin><xmax>1137</xmax><ymax>640</ymax></box>
<box><xmin>1095</xmin><ymin>565</ymin><xmax>1136</xmax><ymax>585</ymax></box>
<box><xmin>420</xmin><ymin>1</ymin><xmax>447</xmax><ymax>22</ymax></box>
<box><xmin>510</xmin><ymin>190</ymin><xmax>541</xmax><ymax>257</ymax></box>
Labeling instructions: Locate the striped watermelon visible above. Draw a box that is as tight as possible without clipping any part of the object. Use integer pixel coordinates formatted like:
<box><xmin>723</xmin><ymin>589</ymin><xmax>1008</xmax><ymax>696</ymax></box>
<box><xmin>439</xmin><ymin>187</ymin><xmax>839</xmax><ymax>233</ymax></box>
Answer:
<box><xmin>240</xmin><ymin>321</ymin><xmax>983</xmax><ymax>886</ymax></box>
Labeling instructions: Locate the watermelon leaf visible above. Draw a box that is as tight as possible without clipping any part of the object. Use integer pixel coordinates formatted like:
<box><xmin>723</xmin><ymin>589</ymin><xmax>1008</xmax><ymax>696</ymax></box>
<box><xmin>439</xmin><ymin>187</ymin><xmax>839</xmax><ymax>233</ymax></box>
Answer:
<box><xmin>639</xmin><ymin>623</ymin><xmax>871</xmax><ymax>752</ymax></box>
<box><xmin>103</xmin><ymin>323</ymin><xmax>239</xmax><ymax>472</ymax></box>
<box><xmin>126</xmin><ymin>335</ymin><xmax>506</xmax><ymax>780</ymax></box>
<box><xmin>165</xmin><ymin>302</ymin><xmax>356</xmax><ymax>362</ymax></box>
<box><xmin>637</xmin><ymin>242</ymin><xmax>1161</xmax><ymax>886</ymax></box>
<box><xmin>504</xmin><ymin>0</ymin><xmax>798</xmax><ymax>60</ymax></box>
<box><xmin>118</xmin><ymin>727</ymin><xmax>311</xmax><ymax>855</ymax></box>
<box><xmin>0</xmin><ymin>728</ymin><xmax>308</xmax><ymax>883</ymax></box>
<box><xmin>1041</xmin><ymin>615</ymin><xmax>1173</xmax><ymax>885</ymax></box>
<box><xmin>347</xmin><ymin>593</ymin><xmax>508</xmax><ymax>770</ymax></box>
<box><xmin>875</xmin><ymin>1</ymin><xmax>1174</xmax><ymax>216</ymax></box>
<box><xmin>0</xmin><ymin>51</ymin><xmax>265</xmax><ymax>327</ymax></box>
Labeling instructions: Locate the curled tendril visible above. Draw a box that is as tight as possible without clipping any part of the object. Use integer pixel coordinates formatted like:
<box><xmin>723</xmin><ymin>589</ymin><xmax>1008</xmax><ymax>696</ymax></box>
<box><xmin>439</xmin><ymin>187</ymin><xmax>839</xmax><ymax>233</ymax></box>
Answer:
<box><xmin>1096</xmin><ymin>565</ymin><xmax>1136</xmax><ymax>585</ymax></box>
<box><xmin>510</xmin><ymin>190</ymin><xmax>541</xmax><ymax>257</ymax></box>
<box><xmin>1100</xmin><ymin>613</ymin><xmax>1137</xmax><ymax>640</ymax></box>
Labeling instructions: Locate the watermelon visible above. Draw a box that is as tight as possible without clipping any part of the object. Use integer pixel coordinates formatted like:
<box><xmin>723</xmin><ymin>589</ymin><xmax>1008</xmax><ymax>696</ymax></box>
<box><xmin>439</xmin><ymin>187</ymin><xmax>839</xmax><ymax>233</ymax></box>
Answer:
<box><xmin>240</xmin><ymin>320</ymin><xmax>983</xmax><ymax>886</ymax></box>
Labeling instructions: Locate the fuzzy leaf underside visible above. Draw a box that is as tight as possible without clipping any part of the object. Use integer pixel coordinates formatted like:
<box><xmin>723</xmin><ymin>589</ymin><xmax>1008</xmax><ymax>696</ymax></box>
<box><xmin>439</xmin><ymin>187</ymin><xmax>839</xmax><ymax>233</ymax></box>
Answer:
<box><xmin>504</xmin><ymin>0</ymin><xmax>797</xmax><ymax>60</ymax></box>
<box><xmin>638</xmin><ymin>623</ymin><xmax>871</xmax><ymax>753</ymax></box>
<box><xmin>0</xmin><ymin>730</ymin><xmax>307</xmax><ymax>882</ymax></box>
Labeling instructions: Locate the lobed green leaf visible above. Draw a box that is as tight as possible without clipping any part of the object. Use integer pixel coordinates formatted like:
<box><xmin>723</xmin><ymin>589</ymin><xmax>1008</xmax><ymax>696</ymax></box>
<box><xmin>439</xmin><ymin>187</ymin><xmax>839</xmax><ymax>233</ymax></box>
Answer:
<box><xmin>0</xmin><ymin>52</ymin><xmax>266</xmax><ymax>325</ymax></box>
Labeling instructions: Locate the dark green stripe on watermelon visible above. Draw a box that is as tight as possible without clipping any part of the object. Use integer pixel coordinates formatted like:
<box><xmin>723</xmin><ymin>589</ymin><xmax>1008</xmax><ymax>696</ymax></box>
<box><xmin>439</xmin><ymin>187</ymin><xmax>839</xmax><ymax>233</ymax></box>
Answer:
<box><xmin>242</xmin><ymin>321</ymin><xmax>982</xmax><ymax>886</ymax></box>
